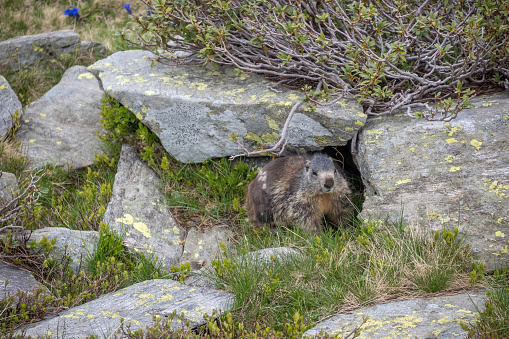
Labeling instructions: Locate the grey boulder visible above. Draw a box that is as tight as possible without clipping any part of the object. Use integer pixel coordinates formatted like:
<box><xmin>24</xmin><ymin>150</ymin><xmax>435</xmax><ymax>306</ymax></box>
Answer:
<box><xmin>88</xmin><ymin>50</ymin><xmax>366</xmax><ymax>163</ymax></box>
<box><xmin>0</xmin><ymin>75</ymin><xmax>22</xmax><ymax>138</ymax></box>
<box><xmin>21</xmin><ymin>279</ymin><xmax>233</xmax><ymax>339</ymax></box>
<box><xmin>356</xmin><ymin>90</ymin><xmax>509</xmax><ymax>270</ymax></box>
<box><xmin>17</xmin><ymin>65</ymin><xmax>105</xmax><ymax>169</ymax></box>
<box><xmin>103</xmin><ymin>144</ymin><xmax>185</xmax><ymax>270</ymax></box>
<box><xmin>303</xmin><ymin>291</ymin><xmax>486</xmax><ymax>338</ymax></box>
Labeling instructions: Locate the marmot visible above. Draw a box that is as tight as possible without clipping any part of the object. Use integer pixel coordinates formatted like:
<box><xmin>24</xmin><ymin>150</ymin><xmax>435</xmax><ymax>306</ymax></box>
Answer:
<box><xmin>245</xmin><ymin>153</ymin><xmax>354</xmax><ymax>232</ymax></box>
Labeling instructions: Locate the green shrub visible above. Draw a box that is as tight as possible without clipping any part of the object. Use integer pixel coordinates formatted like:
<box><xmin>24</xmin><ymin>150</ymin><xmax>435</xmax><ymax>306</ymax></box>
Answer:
<box><xmin>130</xmin><ymin>0</ymin><xmax>508</xmax><ymax>120</ymax></box>
<box><xmin>464</xmin><ymin>268</ymin><xmax>509</xmax><ymax>338</ymax></box>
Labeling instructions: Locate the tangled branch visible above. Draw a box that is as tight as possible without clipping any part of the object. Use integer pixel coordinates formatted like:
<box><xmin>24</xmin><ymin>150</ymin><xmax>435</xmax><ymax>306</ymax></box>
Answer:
<box><xmin>128</xmin><ymin>0</ymin><xmax>508</xmax><ymax>116</ymax></box>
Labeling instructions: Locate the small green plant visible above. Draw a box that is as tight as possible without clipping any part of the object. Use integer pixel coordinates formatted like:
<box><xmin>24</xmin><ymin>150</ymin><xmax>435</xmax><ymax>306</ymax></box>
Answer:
<box><xmin>464</xmin><ymin>268</ymin><xmax>509</xmax><ymax>338</ymax></box>
<box><xmin>170</xmin><ymin>262</ymin><xmax>192</xmax><ymax>283</ymax></box>
<box><xmin>115</xmin><ymin>309</ymin><xmax>357</xmax><ymax>338</ymax></box>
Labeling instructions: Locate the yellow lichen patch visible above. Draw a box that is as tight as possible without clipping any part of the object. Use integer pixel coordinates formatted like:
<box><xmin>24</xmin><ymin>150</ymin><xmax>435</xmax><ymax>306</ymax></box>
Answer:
<box><xmin>410</xmin><ymin>148</ymin><xmax>415</xmax><ymax>152</ymax></box>
<box><xmin>504</xmin><ymin>115</ymin><xmax>508</xmax><ymax>120</ymax></box>
<box><xmin>449</xmin><ymin>166</ymin><xmax>462</xmax><ymax>172</ymax></box>
<box><xmin>447</xmin><ymin>126</ymin><xmax>463</xmax><ymax>136</ymax></box>
<box><xmin>24</xmin><ymin>120</ymin><xmax>29</xmax><ymax>123</ymax></box>
<box><xmin>446</xmin><ymin>138</ymin><xmax>459</xmax><ymax>144</ymax></box>
<box><xmin>495</xmin><ymin>231</ymin><xmax>505</xmax><ymax>238</ymax></box>
<box><xmin>78</xmin><ymin>73</ymin><xmax>94</xmax><ymax>80</ymax></box>
<box><xmin>266</xmin><ymin>117</ymin><xmax>279</xmax><ymax>130</ymax></box>
<box><xmin>145</xmin><ymin>90</ymin><xmax>157</xmax><ymax>96</ymax></box>
<box><xmin>0</xmin><ymin>84</ymin><xmax>8</xmax><ymax>90</ymax></box>
<box><xmin>437</xmin><ymin>316</ymin><xmax>452</xmax><ymax>324</ymax></box>
<box><xmin>189</xmin><ymin>82</ymin><xmax>208</xmax><ymax>90</ymax></box>
<box><xmin>345</xmin><ymin>127</ymin><xmax>355</xmax><ymax>132</ymax></box>
<box><xmin>40</xmin><ymin>113</ymin><xmax>46</xmax><ymax>117</ymax></box>
<box><xmin>470</xmin><ymin>139</ymin><xmax>482</xmax><ymax>150</ymax></box>
<box><xmin>157</xmin><ymin>294</ymin><xmax>174</xmax><ymax>302</ymax></box>
<box><xmin>116</xmin><ymin>214</ymin><xmax>134</xmax><ymax>225</ymax></box>
<box><xmin>287</xmin><ymin>93</ymin><xmax>300</xmax><ymax>101</ymax></box>
<box><xmin>194</xmin><ymin>252</ymin><xmax>200</xmax><ymax>258</ymax></box>
<box><xmin>245</xmin><ymin>132</ymin><xmax>262</xmax><ymax>143</ymax></box>
<box><xmin>220</xmin><ymin>88</ymin><xmax>245</xmax><ymax>96</ymax></box>
<box><xmin>444</xmin><ymin>155</ymin><xmax>455</xmax><ymax>163</ymax></box>
<box><xmin>86</xmin><ymin>314</ymin><xmax>96</xmax><ymax>320</ymax></box>
<box><xmin>355</xmin><ymin>120</ymin><xmax>364</xmax><ymax>126</ymax></box>
<box><xmin>501</xmin><ymin>246</ymin><xmax>509</xmax><ymax>254</ymax></box>
<box><xmin>133</xmin><ymin>222</ymin><xmax>151</xmax><ymax>238</ymax></box>
<box><xmin>29</xmin><ymin>139</ymin><xmax>36</xmax><ymax>143</ymax></box>
<box><xmin>56</xmin><ymin>141</ymin><xmax>62</xmax><ymax>145</ymax></box>
<box><xmin>136</xmin><ymin>112</ymin><xmax>144</xmax><ymax>120</ymax></box>
<box><xmin>395</xmin><ymin>179</ymin><xmax>412</xmax><ymax>186</ymax></box>
<box><xmin>118</xmin><ymin>78</ymin><xmax>132</xmax><ymax>85</ymax></box>
<box><xmin>261</xmin><ymin>132</ymin><xmax>279</xmax><ymax>143</ymax></box>
<box><xmin>101</xmin><ymin>311</ymin><xmax>122</xmax><ymax>318</ymax></box>
<box><xmin>484</xmin><ymin>179</ymin><xmax>509</xmax><ymax>198</ymax></box>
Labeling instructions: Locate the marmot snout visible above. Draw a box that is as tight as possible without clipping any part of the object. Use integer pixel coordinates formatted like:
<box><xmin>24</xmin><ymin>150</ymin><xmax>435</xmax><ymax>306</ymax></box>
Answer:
<box><xmin>245</xmin><ymin>153</ymin><xmax>354</xmax><ymax>232</ymax></box>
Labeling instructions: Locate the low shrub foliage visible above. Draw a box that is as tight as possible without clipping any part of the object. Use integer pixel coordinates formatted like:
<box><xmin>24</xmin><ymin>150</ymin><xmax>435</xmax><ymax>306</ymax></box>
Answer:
<box><xmin>129</xmin><ymin>0</ymin><xmax>508</xmax><ymax>120</ymax></box>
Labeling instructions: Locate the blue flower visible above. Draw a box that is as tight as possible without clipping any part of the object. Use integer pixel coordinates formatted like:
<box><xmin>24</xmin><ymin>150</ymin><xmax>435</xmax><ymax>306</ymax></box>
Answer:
<box><xmin>64</xmin><ymin>8</ymin><xmax>80</xmax><ymax>18</ymax></box>
<box><xmin>123</xmin><ymin>3</ymin><xmax>132</xmax><ymax>15</ymax></box>
<box><xmin>145</xmin><ymin>8</ymin><xmax>153</xmax><ymax>15</ymax></box>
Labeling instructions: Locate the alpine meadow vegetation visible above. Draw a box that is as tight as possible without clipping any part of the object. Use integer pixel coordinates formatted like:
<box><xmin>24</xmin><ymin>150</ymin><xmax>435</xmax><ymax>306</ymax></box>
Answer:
<box><xmin>1</xmin><ymin>0</ymin><xmax>509</xmax><ymax>338</ymax></box>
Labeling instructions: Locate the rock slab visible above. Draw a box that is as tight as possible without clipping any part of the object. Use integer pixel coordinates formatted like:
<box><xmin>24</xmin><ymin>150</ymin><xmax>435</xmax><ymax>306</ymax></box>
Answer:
<box><xmin>103</xmin><ymin>144</ymin><xmax>185</xmax><ymax>270</ymax></box>
<box><xmin>303</xmin><ymin>291</ymin><xmax>486</xmax><ymax>338</ymax></box>
<box><xmin>22</xmin><ymin>279</ymin><xmax>234</xmax><ymax>338</ymax></box>
<box><xmin>0</xmin><ymin>30</ymin><xmax>80</xmax><ymax>74</ymax></box>
<box><xmin>0</xmin><ymin>263</ymin><xmax>45</xmax><ymax>302</ymax></box>
<box><xmin>0</xmin><ymin>75</ymin><xmax>22</xmax><ymax>138</ymax></box>
<box><xmin>88</xmin><ymin>50</ymin><xmax>366</xmax><ymax>163</ymax></box>
<box><xmin>17</xmin><ymin>65</ymin><xmax>105</xmax><ymax>169</ymax></box>
<box><xmin>0</xmin><ymin>171</ymin><xmax>18</xmax><ymax>203</ymax></box>
<box><xmin>29</xmin><ymin>227</ymin><xmax>99</xmax><ymax>273</ymax></box>
<box><xmin>356</xmin><ymin>91</ymin><xmax>509</xmax><ymax>270</ymax></box>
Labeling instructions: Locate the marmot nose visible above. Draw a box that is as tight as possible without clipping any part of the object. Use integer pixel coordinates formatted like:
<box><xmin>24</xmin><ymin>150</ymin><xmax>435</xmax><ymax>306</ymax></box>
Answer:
<box><xmin>324</xmin><ymin>178</ymin><xmax>334</xmax><ymax>190</ymax></box>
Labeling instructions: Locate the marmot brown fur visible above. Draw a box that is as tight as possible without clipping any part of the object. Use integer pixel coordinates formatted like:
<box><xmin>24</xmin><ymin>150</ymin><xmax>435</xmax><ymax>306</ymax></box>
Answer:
<box><xmin>245</xmin><ymin>153</ymin><xmax>354</xmax><ymax>232</ymax></box>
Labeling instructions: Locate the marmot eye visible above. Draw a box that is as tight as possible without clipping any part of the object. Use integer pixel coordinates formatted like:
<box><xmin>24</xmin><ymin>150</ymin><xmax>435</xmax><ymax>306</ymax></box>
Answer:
<box><xmin>312</xmin><ymin>170</ymin><xmax>318</xmax><ymax>176</ymax></box>
<box><xmin>334</xmin><ymin>169</ymin><xmax>337</xmax><ymax>174</ymax></box>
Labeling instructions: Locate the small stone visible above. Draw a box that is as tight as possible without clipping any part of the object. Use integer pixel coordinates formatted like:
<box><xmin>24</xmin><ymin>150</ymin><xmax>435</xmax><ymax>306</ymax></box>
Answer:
<box><xmin>29</xmin><ymin>227</ymin><xmax>99</xmax><ymax>273</ymax></box>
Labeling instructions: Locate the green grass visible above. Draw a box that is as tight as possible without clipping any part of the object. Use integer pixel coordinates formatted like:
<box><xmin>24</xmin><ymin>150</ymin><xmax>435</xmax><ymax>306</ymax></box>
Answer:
<box><xmin>207</xmin><ymin>220</ymin><xmax>475</xmax><ymax>332</ymax></box>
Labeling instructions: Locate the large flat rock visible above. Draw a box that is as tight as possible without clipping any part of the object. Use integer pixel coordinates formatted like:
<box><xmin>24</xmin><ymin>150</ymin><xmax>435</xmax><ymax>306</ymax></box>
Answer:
<box><xmin>356</xmin><ymin>91</ymin><xmax>509</xmax><ymax>270</ymax></box>
<box><xmin>22</xmin><ymin>279</ymin><xmax>233</xmax><ymax>338</ymax></box>
<box><xmin>0</xmin><ymin>263</ymin><xmax>46</xmax><ymax>302</ymax></box>
<box><xmin>0</xmin><ymin>30</ymin><xmax>80</xmax><ymax>74</ymax></box>
<box><xmin>0</xmin><ymin>75</ymin><xmax>21</xmax><ymax>138</ymax></box>
<box><xmin>17</xmin><ymin>65</ymin><xmax>105</xmax><ymax>169</ymax></box>
<box><xmin>103</xmin><ymin>144</ymin><xmax>185</xmax><ymax>270</ymax></box>
<box><xmin>303</xmin><ymin>291</ymin><xmax>486</xmax><ymax>338</ymax></box>
<box><xmin>88</xmin><ymin>50</ymin><xmax>366</xmax><ymax>163</ymax></box>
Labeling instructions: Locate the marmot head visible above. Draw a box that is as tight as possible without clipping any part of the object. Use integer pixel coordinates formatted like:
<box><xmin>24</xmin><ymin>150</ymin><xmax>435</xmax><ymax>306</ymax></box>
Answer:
<box><xmin>302</xmin><ymin>154</ymin><xmax>345</xmax><ymax>194</ymax></box>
